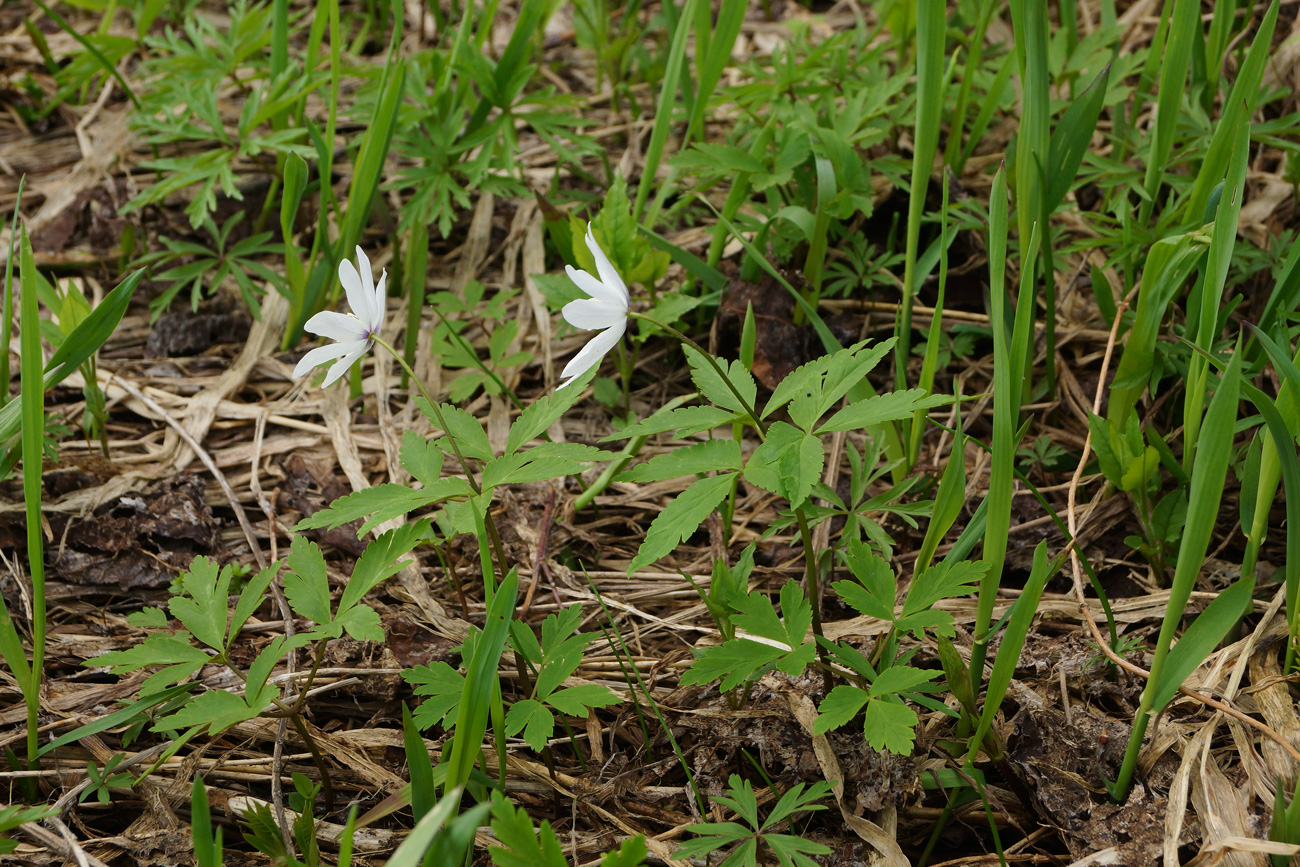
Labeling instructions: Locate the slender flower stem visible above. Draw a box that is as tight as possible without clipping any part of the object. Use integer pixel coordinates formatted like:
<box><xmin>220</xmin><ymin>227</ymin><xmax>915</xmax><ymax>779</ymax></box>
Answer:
<box><xmin>373</xmin><ymin>337</ymin><xmax>514</xmax><ymax>580</ymax></box>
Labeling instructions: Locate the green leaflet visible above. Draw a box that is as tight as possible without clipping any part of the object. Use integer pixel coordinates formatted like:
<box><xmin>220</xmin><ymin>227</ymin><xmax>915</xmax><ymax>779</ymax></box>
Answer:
<box><xmin>629</xmin><ymin>473</ymin><xmax>737</xmax><ymax>574</ymax></box>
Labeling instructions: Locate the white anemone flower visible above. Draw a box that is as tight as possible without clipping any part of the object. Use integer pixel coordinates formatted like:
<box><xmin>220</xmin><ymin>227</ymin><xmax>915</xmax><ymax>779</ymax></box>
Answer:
<box><xmin>559</xmin><ymin>223</ymin><xmax>630</xmax><ymax>388</ymax></box>
<box><xmin>293</xmin><ymin>247</ymin><xmax>387</xmax><ymax>387</ymax></box>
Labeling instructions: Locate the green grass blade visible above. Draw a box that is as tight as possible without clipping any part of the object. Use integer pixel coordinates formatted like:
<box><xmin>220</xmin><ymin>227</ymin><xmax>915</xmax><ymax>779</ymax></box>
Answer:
<box><xmin>192</xmin><ymin>778</ymin><xmax>221</xmax><ymax>867</ymax></box>
<box><xmin>1011</xmin><ymin>0</ymin><xmax>1049</xmax><ymax>395</ymax></box>
<box><xmin>291</xmin><ymin>56</ymin><xmax>406</xmax><ymax>343</ymax></box>
<box><xmin>944</xmin><ymin>0</ymin><xmax>996</xmax><ymax>172</ymax></box>
<box><xmin>969</xmin><ymin>541</ymin><xmax>1050</xmax><ymax>755</ymax></box>
<box><xmin>915</xmin><ymin>402</ymin><xmax>965</xmax><ymax>574</ymax></box>
<box><xmin>1138</xmin><ymin>0</ymin><xmax>1198</xmax><ymax>226</ymax></box>
<box><xmin>688</xmin><ymin>0</ymin><xmax>746</xmax><ymax>146</ymax></box>
<box><xmin>1044</xmin><ymin>64</ymin><xmax>1110</xmax><ymax>216</ymax></box>
<box><xmin>402</xmin><ymin>223</ymin><xmax>429</xmax><ymax>388</ymax></box>
<box><xmin>969</xmin><ymin>163</ymin><xmax>1008</xmax><ymax>683</ymax></box>
<box><xmin>896</xmin><ymin>0</ymin><xmax>946</xmax><ymax>391</ymax></box>
<box><xmin>1113</xmin><ymin>346</ymin><xmax>1241</xmax><ymax>800</ymax></box>
<box><xmin>909</xmin><ymin>170</ymin><xmax>950</xmax><ymax>466</ymax></box>
<box><xmin>1</xmin><ymin>177</ymin><xmax>23</xmax><ymax>407</ymax></box>
<box><xmin>18</xmin><ymin>225</ymin><xmax>45</xmax><ymax>766</ymax></box>
<box><xmin>1152</xmin><ymin>575</ymin><xmax>1253</xmax><ymax>712</ymax></box>
<box><xmin>384</xmin><ymin>790</ymin><xmax>464</xmax><ymax>867</ymax></box>
<box><xmin>635</xmin><ymin>0</ymin><xmax>702</xmax><ymax>226</ymax></box>
<box><xmin>804</xmin><ymin>152</ymin><xmax>836</xmax><ymax>306</ymax></box>
<box><xmin>444</xmin><ymin>569</ymin><xmax>517</xmax><ymax>804</ymax></box>
<box><xmin>1186</xmin><ymin>0</ymin><xmax>1279</xmax><ymax>223</ymax></box>
<box><xmin>402</xmin><ymin>704</ymin><xmax>435</xmax><ymax>821</ymax></box>
<box><xmin>1182</xmin><ymin>112</ymin><xmax>1249</xmax><ymax>472</ymax></box>
<box><xmin>961</xmin><ymin>50</ymin><xmax>1015</xmax><ymax>171</ymax></box>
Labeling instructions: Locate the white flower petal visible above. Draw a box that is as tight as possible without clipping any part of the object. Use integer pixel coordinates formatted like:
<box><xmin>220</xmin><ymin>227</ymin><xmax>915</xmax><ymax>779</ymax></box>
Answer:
<box><xmin>585</xmin><ymin>224</ymin><xmax>628</xmax><ymax>305</ymax></box>
<box><xmin>339</xmin><ymin>257</ymin><xmax>374</xmax><ymax>328</ymax></box>
<box><xmin>370</xmin><ymin>269</ymin><xmax>388</xmax><ymax>332</ymax></box>
<box><xmin>293</xmin><ymin>340</ymin><xmax>356</xmax><ymax>379</ymax></box>
<box><xmin>566</xmin><ymin>265</ymin><xmax>624</xmax><ymax>308</ymax></box>
<box><xmin>563</xmin><ymin>296</ymin><xmax>626</xmax><ymax>331</ymax></box>
<box><xmin>356</xmin><ymin>246</ymin><xmax>375</xmax><ymax>295</ymax></box>
<box><xmin>321</xmin><ymin>341</ymin><xmax>370</xmax><ymax>388</ymax></box>
<box><xmin>559</xmin><ymin>320</ymin><xmax>626</xmax><ymax>387</ymax></box>
<box><xmin>304</xmin><ymin>310</ymin><xmax>367</xmax><ymax>343</ymax></box>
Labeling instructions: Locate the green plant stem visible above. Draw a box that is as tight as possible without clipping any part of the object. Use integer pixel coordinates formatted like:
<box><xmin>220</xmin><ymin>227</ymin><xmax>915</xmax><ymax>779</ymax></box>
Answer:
<box><xmin>291</xmin><ymin>639</ymin><xmax>330</xmax><ymax>715</ymax></box>
<box><xmin>794</xmin><ymin>510</ymin><xmax>834</xmax><ymax>693</ymax></box>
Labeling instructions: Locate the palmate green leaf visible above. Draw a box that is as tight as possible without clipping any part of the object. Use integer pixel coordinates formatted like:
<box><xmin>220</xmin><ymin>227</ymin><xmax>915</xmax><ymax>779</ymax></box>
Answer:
<box><xmin>90</xmin><ymin>634</ymin><xmax>209</xmax><ymax>695</ymax></box>
<box><xmin>862</xmin><ymin>698</ymin><xmax>920</xmax><ymax>754</ymax></box>
<box><xmin>504</xmin><ymin>698</ymin><xmax>553</xmax><ymax>751</ymax></box>
<box><xmin>766</xmin><ymin>339</ymin><xmax>893</xmax><ymax>426</ymax></box>
<box><xmin>334</xmin><ymin>605</ymin><xmax>384</xmax><ymax>642</ymax></box>
<box><xmin>675</xmin><ymin>833</ymin><xmax>756</xmax><ymax>864</ymax></box>
<box><xmin>505</xmin><ymin>365</ymin><xmax>598</xmax><ymax>454</ymax></box>
<box><xmin>870</xmin><ymin>664</ymin><xmax>941</xmax><ymax>697</ymax></box>
<box><xmin>834</xmin><ymin>540</ymin><xmax>895</xmax><ymax>621</ymax></box>
<box><xmin>547</xmin><ymin>683</ymin><xmax>621</xmax><ymax>716</ymax></box>
<box><xmin>682</xmin><ymin>345</ymin><xmax>757</xmax><ymax>417</ymax></box>
<box><xmin>814</xmin><ymin>685</ymin><xmax>869</xmax><ymax>734</ymax></box>
<box><xmin>618</xmin><ymin>439</ymin><xmax>742</xmax><ymax>484</ymax></box>
<box><xmin>481</xmin><ymin>443</ymin><xmax>606</xmax><ymax>489</ymax></box>
<box><xmin>738</xmin><ymin>580</ymin><xmax>814</xmax><ymax>659</ymax></box>
<box><xmin>229</xmin><ymin>562</ymin><xmax>277</xmax><ymax>650</ymax></box>
<box><xmin>902</xmin><ymin>560</ymin><xmax>985</xmax><ymax>619</ymax></box>
<box><xmin>629</xmin><ymin>472</ymin><xmax>737</xmax><ymax>573</ymax></box>
<box><xmin>818</xmin><ymin>389</ymin><xmax>950</xmax><ymax>434</ymax></box>
<box><xmin>684</xmin><ymin>581</ymin><xmax>817</xmax><ymax>690</ymax></box>
<box><xmin>246</xmin><ymin>633</ymin><xmax>310</xmax><ymax>701</ymax></box>
<box><xmin>765</xmin><ymin>833</ymin><xmax>833</xmax><ymax>867</ymax></box>
<box><xmin>670</xmin><ymin>142</ymin><xmax>768</xmax><ymax>176</ymax></box>
<box><xmin>763</xmin><ymin>779</ymin><xmax>834</xmax><ymax>828</ymax></box>
<box><xmin>600</xmin><ymin>835</ymin><xmax>649</xmax><ymax>867</ymax></box>
<box><xmin>601</xmin><ymin>405</ymin><xmax>741</xmax><ymax>442</ymax></box>
<box><xmin>168</xmin><ymin>557</ymin><xmax>232</xmax><ymax>652</ymax></box>
<box><xmin>681</xmin><ymin>639</ymin><xmax>790</xmax><ymax>692</ymax></box>
<box><xmin>404</xmin><ymin>661</ymin><xmax>465</xmax><ymax>731</ymax></box>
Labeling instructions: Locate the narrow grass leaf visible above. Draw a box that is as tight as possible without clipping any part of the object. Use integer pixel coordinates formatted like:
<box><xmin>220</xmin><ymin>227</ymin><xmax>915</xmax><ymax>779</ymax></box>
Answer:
<box><xmin>19</xmin><ymin>226</ymin><xmax>45</xmax><ymax>763</ymax></box>
<box><xmin>1186</xmin><ymin>0</ymin><xmax>1279</xmax><ymax>222</ymax></box>
<box><xmin>897</xmin><ymin>0</ymin><xmax>946</xmax><ymax>390</ymax></box>
<box><xmin>445</xmin><ymin>569</ymin><xmax>517</xmax><ymax>802</ymax></box>
<box><xmin>970</xmin><ymin>541</ymin><xmax>1050</xmax><ymax>755</ymax></box>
